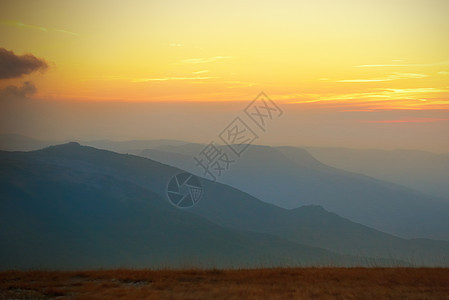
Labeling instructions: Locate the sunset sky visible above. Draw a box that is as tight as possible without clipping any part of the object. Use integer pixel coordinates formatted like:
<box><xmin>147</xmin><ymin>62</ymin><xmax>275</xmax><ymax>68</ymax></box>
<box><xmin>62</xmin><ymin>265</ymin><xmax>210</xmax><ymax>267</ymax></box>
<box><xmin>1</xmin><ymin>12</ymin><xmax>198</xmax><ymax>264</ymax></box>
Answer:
<box><xmin>1</xmin><ymin>0</ymin><xmax>448</xmax><ymax>151</ymax></box>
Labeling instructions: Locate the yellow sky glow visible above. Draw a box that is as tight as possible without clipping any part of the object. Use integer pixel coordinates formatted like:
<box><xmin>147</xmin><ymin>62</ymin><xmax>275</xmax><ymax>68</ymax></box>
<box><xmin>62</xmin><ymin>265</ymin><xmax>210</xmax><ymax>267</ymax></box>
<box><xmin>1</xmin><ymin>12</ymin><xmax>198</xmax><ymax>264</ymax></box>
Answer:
<box><xmin>1</xmin><ymin>0</ymin><xmax>448</xmax><ymax>110</ymax></box>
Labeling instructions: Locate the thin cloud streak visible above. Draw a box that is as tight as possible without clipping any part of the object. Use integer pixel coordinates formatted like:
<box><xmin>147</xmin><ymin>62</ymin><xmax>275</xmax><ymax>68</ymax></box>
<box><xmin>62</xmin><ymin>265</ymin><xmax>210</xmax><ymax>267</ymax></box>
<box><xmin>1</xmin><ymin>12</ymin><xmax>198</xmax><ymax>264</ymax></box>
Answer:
<box><xmin>317</xmin><ymin>88</ymin><xmax>448</xmax><ymax>102</ymax></box>
<box><xmin>169</xmin><ymin>43</ymin><xmax>184</xmax><ymax>47</ymax></box>
<box><xmin>192</xmin><ymin>70</ymin><xmax>209</xmax><ymax>74</ymax></box>
<box><xmin>335</xmin><ymin>73</ymin><xmax>428</xmax><ymax>83</ymax></box>
<box><xmin>284</xmin><ymin>87</ymin><xmax>449</xmax><ymax>110</ymax></box>
<box><xmin>180</xmin><ymin>56</ymin><xmax>232</xmax><ymax>64</ymax></box>
<box><xmin>0</xmin><ymin>19</ymin><xmax>79</xmax><ymax>36</ymax></box>
<box><xmin>356</xmin><ymin>61</ymin><xmax>449</xmax><ymax>68</ymax></box>
<box><xmin>225</xmin><ymin>81</ymin><xmax>255</xmax><ymax>88</ymax></box>
<box><xmin>132</xmin><ymin>76</ymin><xmax>216</xmax><ymax>82</ymax></box>
<box><xmin>359</xmin><ymin>118</ymin><xmax>449</xmax><ymax>124</ymax></box>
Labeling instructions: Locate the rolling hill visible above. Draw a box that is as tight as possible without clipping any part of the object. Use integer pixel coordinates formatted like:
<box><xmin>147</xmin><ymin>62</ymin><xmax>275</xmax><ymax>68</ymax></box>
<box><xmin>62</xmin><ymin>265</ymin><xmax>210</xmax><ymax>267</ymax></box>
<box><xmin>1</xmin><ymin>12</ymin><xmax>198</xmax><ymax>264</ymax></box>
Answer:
<box><xmin>0</xmin><ymin>147</ymin><xmax>348</xmax><ymax>269</ymax></box>
<box><xmin>1</xmin><ymin>143</ymin><xmax>448</xmax><ymax>268</ymax></box>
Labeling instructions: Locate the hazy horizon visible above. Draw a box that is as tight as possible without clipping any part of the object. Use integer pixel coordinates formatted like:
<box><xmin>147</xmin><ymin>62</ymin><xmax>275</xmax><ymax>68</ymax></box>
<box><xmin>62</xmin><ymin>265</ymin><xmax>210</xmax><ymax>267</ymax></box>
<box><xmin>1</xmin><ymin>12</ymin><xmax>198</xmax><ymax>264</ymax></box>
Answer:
<box><xmin>1</xmin><ymin>99</ymin><xmax>449</xmax><ymax>153</ymax></box>
<box><xmin>2</xmin><ymin>132</ymin><xmax>449</xmax><ymax>154</ymax></box>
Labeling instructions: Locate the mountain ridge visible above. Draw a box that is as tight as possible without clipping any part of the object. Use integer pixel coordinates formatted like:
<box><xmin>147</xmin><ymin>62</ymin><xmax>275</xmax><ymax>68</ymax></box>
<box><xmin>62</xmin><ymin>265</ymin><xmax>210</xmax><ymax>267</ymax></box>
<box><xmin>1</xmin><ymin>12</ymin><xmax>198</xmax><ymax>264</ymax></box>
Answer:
<box><xmin>1</xmin><ymin>142</ymin><xmax>448</xmax><ymax>268</ymax></box>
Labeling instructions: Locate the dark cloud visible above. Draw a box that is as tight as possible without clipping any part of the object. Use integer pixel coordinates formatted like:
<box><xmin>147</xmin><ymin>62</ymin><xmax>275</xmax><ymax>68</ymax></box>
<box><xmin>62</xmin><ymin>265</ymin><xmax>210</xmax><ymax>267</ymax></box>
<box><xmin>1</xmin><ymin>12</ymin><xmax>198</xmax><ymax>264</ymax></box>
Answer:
<box><xmin>0</xmin><ymin>81</ymin><xmax>37</xmax><ymax>100</ymax></box>
<box><xmin>0</xmin><ymin>48</ymin><xmax>48</xmax><ymax>79</ymax></box>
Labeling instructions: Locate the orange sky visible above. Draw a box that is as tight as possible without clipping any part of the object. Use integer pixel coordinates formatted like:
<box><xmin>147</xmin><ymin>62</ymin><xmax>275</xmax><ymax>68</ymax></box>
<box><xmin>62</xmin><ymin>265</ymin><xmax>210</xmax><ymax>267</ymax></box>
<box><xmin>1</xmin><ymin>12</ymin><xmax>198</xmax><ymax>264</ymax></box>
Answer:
<box><xmin>0</xmin><ymin>0</ymin><xmax>448</xmax><ymax>150</ymax></box>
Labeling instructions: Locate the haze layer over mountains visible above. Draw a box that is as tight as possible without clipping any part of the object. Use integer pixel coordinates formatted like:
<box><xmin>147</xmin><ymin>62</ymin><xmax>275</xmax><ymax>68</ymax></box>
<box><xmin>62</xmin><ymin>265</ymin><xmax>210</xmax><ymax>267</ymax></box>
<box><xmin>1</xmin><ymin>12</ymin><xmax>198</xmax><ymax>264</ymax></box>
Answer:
<box><xmin>1</xmin><ymin>136</ymin><xmax>448</xmax><ymax>269</ymax></box>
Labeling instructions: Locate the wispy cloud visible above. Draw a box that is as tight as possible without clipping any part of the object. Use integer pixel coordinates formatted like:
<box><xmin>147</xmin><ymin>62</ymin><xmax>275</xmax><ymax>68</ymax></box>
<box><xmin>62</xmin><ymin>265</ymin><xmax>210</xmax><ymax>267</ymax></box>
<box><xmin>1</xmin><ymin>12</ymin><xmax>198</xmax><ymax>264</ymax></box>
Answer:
<box><xmin>286</xmin><ymin>87</ymin><xmax>449</xmax><ymax>110</ymax></box>
<box><xmin>0</xmin><ymin>19</ymin><xmax>79</xmax><ymax>36</ymax></box>
<box><xmin>385</xmin><ymin>87</ymin><xmax>448</xmax><ymax>94</ymax></box>
<box><xmin>335</xmin><ymin>73</ymin><xmax>428</xmax><ymax>83</ymax></box>
<box><xmin>83</xmin><ymin>74</ymin><xmax>216</xmax><ymax>82</ymax></box>
<box><xmin>317</xmin><ymin>87</ymin><xmax>448</xmax><ymax>101</ymax></box>
<box><xmin>53</xmin><ymin>28</ymin><xmax>78</xmax><ymax>36</ymax></box>
<box><xmin>169</xmin><ymin>43</ymin><xmax>184</xmax><ymax>47</ymax></box>
<box><xmin>225</xmin><ymin>81</ymin><xmax>255</xmax><ymax>88</ymax></box>
<box><xmin>336</xmin><ymin>79</ymin><xmax>388</xmax><ymax>83</ymax></box>
<box><xmin>180</xmin><ymin>56</ymin><xmax>232</xmax><ymax>64</ymax></box>
<box><xmin>356</xmin><ymin>64</ymin><xmax>406</xmax><ymax>68</ymax></box>
<box><xmin>356</xmin><ymin>61</ymin><xmax>449</xmax><ymax>68</ymax></box>
<box><xmin>341</xmin><ymin>109</ymin><xmax>377</xmax><ymax>112</ymax></box>
<box><xmin>359</xmin><ymin>118</ymin><xmax>449</xmax><ymax>123</ymax></box>
<box><xmin>132</xmin><ymin>76</ymin><xmax>215</xmax><ymax>82</ymax></box>
<box><xmin>438</xmin><ymin>71</ymin><xmax>449</xmax><ymax>75</ymax></box>
<box><xmin>192</xmin><ymin>70</ymin><xmax>209</xmax><ymax>74</ymax></box>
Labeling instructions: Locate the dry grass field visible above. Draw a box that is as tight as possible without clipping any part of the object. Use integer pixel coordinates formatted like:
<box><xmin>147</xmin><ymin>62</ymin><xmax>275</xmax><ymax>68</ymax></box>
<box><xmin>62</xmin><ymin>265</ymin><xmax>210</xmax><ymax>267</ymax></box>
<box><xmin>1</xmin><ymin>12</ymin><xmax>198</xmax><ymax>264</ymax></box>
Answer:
<box><xmin>1</xmin><ymin>268</ymin><xmax>448</xmax><ymax>299</ymax></box>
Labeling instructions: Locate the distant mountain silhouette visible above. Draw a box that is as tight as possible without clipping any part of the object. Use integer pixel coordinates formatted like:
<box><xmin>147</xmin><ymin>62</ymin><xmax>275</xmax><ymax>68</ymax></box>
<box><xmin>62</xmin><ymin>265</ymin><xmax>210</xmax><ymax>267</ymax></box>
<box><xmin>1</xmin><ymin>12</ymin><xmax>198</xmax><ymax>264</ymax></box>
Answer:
<box><xmin>0</xmin><ymin>134</ymin><xmax>187</xmax><ymax>154</ymax></box>
<box><xmin>306</xmin><ymin>147</ymin><xmax>449</xmax><ymax>199</ymax></box>
<box><xmin>138</xmin><ymin>143</ymin><xmax>449</xmax><ymax>241</ymax></box>
<box><xmin>1</xmin><ymin>143</ymin><xmax>448</xmax><ymax>269</ymax></box>
<box><xmin>83</xmin><ymin>139</ymin><xmax>189</xmax><ymax>154</ymax></box>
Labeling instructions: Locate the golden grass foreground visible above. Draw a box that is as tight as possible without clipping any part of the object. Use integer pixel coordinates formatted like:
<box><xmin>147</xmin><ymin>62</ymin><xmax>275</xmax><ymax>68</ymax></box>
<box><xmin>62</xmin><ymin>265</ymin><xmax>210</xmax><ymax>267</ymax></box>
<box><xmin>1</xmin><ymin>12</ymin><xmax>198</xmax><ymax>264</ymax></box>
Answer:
<box><xmin>1</xmin><ymin>268</ymin><xmax>448</xmax><ymax>299</ymax></box>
